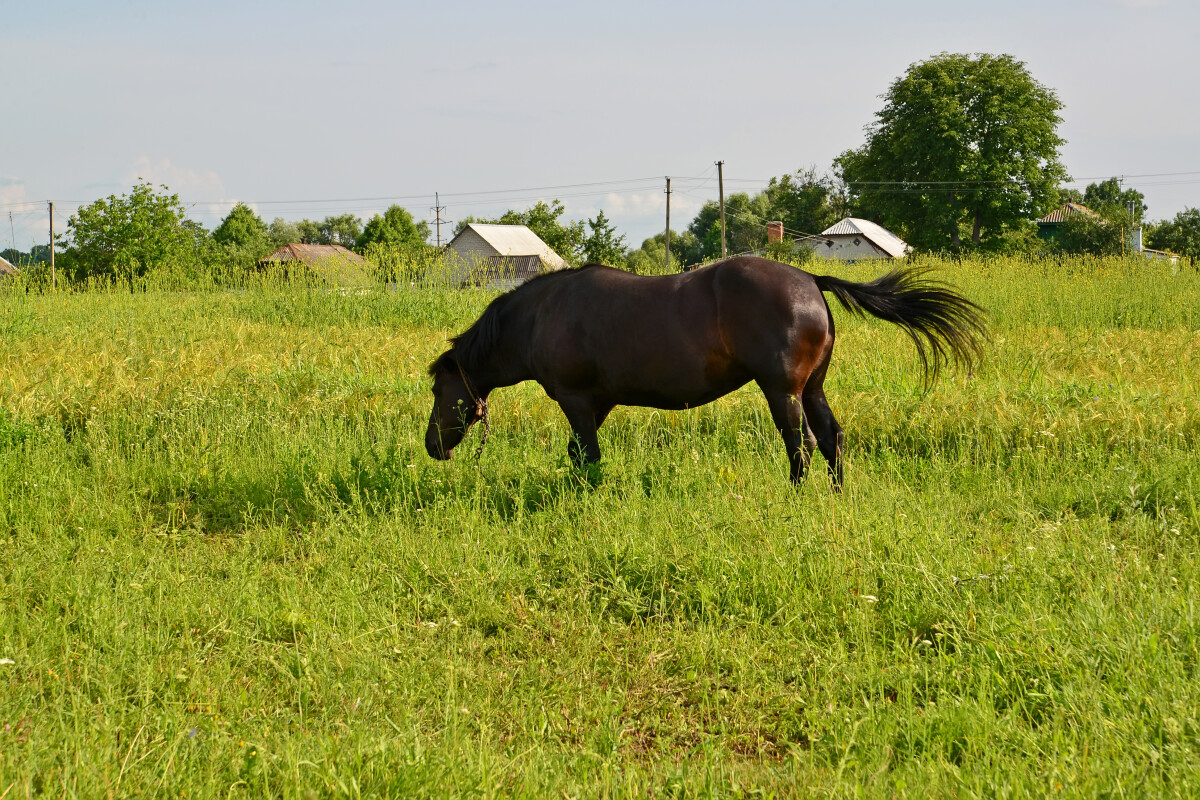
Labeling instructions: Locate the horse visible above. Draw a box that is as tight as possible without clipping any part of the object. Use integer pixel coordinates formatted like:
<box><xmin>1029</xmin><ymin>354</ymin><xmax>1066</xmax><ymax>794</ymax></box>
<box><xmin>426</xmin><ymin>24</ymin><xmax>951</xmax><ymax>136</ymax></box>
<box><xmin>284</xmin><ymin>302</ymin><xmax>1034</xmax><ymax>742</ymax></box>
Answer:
<box><xmin>425</xmin><ymin>256</ymin><xmax>985</xmax><ymax>487</ymax></box>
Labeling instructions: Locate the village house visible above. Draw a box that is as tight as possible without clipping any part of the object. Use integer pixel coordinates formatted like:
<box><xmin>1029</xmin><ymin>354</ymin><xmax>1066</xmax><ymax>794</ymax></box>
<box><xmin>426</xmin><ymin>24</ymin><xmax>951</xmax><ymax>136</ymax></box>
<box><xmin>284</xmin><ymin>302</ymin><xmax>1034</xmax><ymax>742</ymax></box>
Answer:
<box><xmin>802</xmin><ymin>218</ymin><xmax>910</xmax><ymax>261</ymax></box>
<box><xmin>443</xmin><ymin>223</ymin><xmax>567</xmax><ymax>288</ymax></box>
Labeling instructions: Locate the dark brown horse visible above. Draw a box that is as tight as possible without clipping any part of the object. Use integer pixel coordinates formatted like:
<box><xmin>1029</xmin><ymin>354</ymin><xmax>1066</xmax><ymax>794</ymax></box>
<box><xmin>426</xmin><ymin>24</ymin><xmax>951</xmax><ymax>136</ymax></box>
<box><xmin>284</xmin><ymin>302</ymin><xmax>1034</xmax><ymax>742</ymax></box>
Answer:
<box><xmin>426</xmin><ymin>256</ymin><xmax>984</xmax><ymax>486</ymax></box>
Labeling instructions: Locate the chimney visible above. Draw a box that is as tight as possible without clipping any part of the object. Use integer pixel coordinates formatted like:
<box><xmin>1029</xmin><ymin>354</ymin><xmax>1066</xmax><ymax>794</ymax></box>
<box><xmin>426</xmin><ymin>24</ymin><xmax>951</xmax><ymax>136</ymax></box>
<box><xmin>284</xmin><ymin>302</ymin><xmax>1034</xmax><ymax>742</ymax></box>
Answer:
<box><xmin>1131</xmin><ymin>226</ymin><xmax>1143</xmax><ymax>253</ymax></box>
<box><xmin>767</xmin><ymin>221</ymin><xmax>784</xmax><ymax>243</ymax></box>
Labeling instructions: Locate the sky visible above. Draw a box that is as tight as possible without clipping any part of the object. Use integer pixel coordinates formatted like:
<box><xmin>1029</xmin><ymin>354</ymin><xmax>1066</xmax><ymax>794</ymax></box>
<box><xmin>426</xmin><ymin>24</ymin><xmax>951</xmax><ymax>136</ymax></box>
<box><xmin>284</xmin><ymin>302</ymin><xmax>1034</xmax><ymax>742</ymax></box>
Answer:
<box><xmin>3</xmin><ymin>0</ymin><xmax>1198</xmax><ymax>252</ymax></box>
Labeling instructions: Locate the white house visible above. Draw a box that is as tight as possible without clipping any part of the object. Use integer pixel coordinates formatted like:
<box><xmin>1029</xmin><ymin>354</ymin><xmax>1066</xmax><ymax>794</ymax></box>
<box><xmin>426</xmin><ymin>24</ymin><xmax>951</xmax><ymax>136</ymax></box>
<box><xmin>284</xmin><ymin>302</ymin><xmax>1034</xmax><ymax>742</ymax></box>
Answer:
<box><xmin>443</xmin><ymin>223</ymin><xmax>567</xmax><ymax>288</ymax></box>
<box><xmin>805</xmin><ymin>218</ymin><xmax>910</xmax><ymax>261</ymax></box>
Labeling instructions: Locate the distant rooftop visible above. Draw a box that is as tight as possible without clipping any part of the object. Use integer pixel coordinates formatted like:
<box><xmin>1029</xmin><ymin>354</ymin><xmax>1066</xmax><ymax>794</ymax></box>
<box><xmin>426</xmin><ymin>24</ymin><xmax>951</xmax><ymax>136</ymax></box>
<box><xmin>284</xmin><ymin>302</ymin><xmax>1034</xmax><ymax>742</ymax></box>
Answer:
<box><xmin>1038</xmin><ymin>203</ymin><xmax>1098</xmax><ymax>224</ymax></box>
<box><xmin>258</xmin><ymin>243</ymin><xmax>366</xmax><ymax>266</ymax></box>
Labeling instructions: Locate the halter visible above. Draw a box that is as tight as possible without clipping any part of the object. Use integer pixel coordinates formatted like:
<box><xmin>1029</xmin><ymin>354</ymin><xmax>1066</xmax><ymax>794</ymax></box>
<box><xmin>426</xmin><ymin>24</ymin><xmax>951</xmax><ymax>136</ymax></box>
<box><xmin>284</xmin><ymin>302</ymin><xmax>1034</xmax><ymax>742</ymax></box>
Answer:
<box><xmin>454</xmin><ymin>357</ymin><xmax>490</xmax><ymax>460</ymax></box>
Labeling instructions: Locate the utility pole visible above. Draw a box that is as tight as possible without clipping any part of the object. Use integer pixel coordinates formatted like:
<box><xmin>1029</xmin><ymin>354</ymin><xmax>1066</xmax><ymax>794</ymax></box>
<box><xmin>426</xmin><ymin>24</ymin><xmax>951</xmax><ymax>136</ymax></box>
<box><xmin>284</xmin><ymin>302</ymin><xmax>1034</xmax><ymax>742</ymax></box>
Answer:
<box><xmin>48</xmin><ymin>202</ymin><xmax>56</xmax><ymax>289</ymax></box>
<box><xmin>664</xmin><ymin>177</ymin><xmax>671</xmax><ymax>271</ymax></box>
<box><xmin>716</xmin><ymin>160</ymin><xmax>727</xmax><ymax>259</ymax></box>
<box><xmin>433</xmin><ymin>193</ymin><xmax>446</xmax><ymax>248</ymax></box>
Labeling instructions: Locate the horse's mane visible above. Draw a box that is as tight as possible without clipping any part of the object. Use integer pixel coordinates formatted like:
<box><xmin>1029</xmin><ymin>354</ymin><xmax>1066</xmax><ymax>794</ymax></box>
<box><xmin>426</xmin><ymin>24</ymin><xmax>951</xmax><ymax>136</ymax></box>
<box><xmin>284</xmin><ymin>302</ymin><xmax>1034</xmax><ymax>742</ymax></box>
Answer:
<box><xmin>428</xmin><ymin>264</ymin><xmax>607</xmax><ymax>376</ymax></box>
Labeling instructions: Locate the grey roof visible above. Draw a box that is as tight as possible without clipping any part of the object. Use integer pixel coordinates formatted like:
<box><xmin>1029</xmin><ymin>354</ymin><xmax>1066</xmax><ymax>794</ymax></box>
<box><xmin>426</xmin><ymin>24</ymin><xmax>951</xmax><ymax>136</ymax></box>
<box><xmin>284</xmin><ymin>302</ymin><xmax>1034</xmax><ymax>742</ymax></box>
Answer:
<box><xmin>818</xmin><ymin>218</ymin><xmax>910</xmax><ymax>258</ymax></box>
<box><xmin>0</xmin><ymin>255</ymin><xmax>16</xmax><ymax>275</ymax></box>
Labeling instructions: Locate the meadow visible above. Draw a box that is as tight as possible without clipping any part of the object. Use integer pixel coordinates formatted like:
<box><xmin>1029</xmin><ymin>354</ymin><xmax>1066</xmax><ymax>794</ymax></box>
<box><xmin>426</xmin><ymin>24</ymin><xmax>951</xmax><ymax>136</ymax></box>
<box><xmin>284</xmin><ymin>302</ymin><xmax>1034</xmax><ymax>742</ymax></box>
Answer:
<box><xmin>1</xmin><ymin>256</ymin><xmax>1198</xmax><ymax>798</ymax></box>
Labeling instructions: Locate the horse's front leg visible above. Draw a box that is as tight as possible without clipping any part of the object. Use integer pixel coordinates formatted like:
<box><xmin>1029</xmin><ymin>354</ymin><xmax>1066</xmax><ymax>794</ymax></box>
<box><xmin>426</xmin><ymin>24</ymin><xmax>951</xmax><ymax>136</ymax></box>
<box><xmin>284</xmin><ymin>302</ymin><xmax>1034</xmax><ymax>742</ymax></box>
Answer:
<box><xmin>556</xmin><ymin>395</ymin><xmax>602</xmax><ymax>466</ymax></box>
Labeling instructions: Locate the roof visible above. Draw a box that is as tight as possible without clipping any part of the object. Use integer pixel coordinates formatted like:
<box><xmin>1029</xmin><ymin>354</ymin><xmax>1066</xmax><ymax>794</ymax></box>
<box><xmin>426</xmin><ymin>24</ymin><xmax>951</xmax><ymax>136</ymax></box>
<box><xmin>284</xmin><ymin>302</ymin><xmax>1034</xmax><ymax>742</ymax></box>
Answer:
<box><xmin>0</xmin><ymin>255</ymin><xmax>16</xmax><ymax>276</ymax></box>
<box><xmin>451</xmin><ymin>223</ymin><xmax>567</xmax><ymax>270</ymax></box>
<box><xmin>818</xmin><ymin>218</ymin><xmax>910</xmax><ymax>259</ymax></box>
<box><xmin>1037</xmin><ymin>203</ymin><xmax>1098</xmax><ymax>224</ymax></box>
<box><xmin>258</xmin><ymin>243</ymin><xmax>366</xmax><ymax>266</ymax></box>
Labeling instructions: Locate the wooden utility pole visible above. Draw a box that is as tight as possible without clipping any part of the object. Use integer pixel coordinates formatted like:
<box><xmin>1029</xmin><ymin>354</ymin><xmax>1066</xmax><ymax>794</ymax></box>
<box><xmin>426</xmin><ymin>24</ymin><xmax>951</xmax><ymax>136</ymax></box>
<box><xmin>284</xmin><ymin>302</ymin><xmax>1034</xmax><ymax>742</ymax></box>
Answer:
<box><xmin>664</xmin><ymin>177</ymin><xmax>671</xmax><ymax>271</ymax></box>
<box><xmin>434</xmin><ymin>192</ymin><xmax>446</xmax><ymax>248</ymax></box>
<box><xmin>48</xmin><ymin>202</ymin><xmax>56</xmax><ymax>289</ymax></box>
<box><xmin>716</xmin><ymin>160</ymin><xmax>727</xmax><ymax>258</ymax></box>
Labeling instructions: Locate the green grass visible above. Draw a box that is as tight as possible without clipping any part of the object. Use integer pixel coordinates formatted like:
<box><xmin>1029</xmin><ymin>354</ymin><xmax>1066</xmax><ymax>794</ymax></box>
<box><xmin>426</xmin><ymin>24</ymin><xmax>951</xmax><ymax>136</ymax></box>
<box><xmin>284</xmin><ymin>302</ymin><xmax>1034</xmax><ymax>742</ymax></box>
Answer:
<box><xmin>1</xmin><ymin>256</ymin><xmax>1199</xmax><ymax>797</ymax></box>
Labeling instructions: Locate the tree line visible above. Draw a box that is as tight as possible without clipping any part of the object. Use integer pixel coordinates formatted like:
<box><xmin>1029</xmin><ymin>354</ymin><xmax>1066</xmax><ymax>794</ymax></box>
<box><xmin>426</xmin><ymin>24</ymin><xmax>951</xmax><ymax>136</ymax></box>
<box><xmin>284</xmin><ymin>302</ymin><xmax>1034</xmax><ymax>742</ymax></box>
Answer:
<box><xmin>8</xmin><ymin>51</ymin><xmax>1199</xmax><ymax>284</ymax></box>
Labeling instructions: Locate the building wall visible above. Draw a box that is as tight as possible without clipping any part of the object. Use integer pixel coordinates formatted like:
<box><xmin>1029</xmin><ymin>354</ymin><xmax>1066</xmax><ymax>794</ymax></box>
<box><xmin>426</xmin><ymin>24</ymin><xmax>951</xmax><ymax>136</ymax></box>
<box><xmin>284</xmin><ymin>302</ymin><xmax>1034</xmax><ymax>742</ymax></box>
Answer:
<box><xmin>806</xmin><ymin>235</ymin><xmax>892</xmax><ymax>261</ymax></box>
<box><xmin>444</xmin><ymin>227</ymin><xmax>500</xmax><ymax>283</ymax></box>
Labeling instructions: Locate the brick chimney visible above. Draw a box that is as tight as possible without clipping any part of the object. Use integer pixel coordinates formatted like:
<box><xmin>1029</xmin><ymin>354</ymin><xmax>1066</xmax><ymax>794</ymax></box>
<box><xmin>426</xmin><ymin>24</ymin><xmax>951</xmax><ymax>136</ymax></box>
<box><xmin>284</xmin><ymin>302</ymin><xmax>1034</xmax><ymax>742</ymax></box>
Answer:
<box><xmin>767</xmin><ymin>221</ymin><xmax>784</xmax><ymax>243</ymax></box>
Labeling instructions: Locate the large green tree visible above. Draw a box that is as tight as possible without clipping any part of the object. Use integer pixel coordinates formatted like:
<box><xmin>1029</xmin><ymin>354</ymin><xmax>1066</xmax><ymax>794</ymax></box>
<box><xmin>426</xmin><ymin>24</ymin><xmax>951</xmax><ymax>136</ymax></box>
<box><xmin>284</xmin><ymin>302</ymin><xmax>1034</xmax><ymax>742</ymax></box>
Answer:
<box><xmin>63</xmin><ymin>182</ymin><xmax>209</xmax><ymax>284</ymax></box>
<box><xmin>212</xmin><ymin>203</ymin><xmax>273</xmax><ymax>268</ymax></box>
<box><xmin>267</xmin><ymin>218</ymin><xmax>301</xmax><ymax>248</ymax></box>
<box><xmin>761</xmin><ymin>168</ymin><xmax>846</xmax><ymax>238</ymax></box>
<box><xmin>355</xmin><ymin>205</ymin><xmax>430</xmax><ymax>251</ymax></box>
<box><xmin>1147</xmin><ymin>207</ymin><xmax>1200</xmax><ymax>264</ymax></box>
<box><xmin>580</xmin><ymin>210</ymin><xmax>628</xmax><ymax>266</ymax></box>
<box><xmin>836</xmin><ymin>52</ymin><xmax>1067</xmax><ymax>250</ymax></box>
<box><xmin>213</xmin><ymin>203</ymin><xmax>268</xmax><ymax>248</ymax></box>
<box><xmin>1083</xmin><ymin>178</ymin><xmax>1147</xmax><ymax>223</ymax></box>
<box><xmin>296</xmin><ymin>214</ymin><xmax>362</xmax><ymax>248</ymax></box>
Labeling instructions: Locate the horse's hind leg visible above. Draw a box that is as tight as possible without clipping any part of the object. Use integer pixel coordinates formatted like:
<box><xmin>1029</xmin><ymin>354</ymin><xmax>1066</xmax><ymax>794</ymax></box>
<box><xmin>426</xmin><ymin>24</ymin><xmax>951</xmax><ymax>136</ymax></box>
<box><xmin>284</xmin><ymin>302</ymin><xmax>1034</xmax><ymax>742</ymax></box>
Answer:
<box><xmin>802</xmin><ymin>366</ymin><xmax>844</xmax><ymax>489</ymax></box>
<box><xmin>761</xmin><ymin>390</ymin><xmax>812</xmax><ymax>484</ymax></box>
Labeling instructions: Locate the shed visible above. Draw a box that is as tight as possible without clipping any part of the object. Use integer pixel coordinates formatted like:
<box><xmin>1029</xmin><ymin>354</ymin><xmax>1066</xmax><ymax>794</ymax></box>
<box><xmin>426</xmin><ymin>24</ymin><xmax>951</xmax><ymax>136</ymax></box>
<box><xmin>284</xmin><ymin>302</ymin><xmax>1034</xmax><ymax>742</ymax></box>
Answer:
<box><xmin>257</xmin><ymin>243</ymin><xmax>367</xmax><ymax>269</ymax></box>
<box><xmin>805</xmin><ymin>218</ymin><xmax>909</xmax><ymax>261</ymax></box>
<box><xmin>443</xmin><ymin>223</ymin><xmax>567</xmax><ymax>288</ymax></box>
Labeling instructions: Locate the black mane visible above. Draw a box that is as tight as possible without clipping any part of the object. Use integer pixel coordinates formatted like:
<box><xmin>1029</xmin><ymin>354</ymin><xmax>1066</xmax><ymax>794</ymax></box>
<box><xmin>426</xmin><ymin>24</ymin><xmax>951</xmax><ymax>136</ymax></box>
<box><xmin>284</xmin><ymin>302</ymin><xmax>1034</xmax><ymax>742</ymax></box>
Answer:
<box><xmin>428</xmin><ymin>264</ymin><xmax>606</xmax><ymax>376</ymax></box>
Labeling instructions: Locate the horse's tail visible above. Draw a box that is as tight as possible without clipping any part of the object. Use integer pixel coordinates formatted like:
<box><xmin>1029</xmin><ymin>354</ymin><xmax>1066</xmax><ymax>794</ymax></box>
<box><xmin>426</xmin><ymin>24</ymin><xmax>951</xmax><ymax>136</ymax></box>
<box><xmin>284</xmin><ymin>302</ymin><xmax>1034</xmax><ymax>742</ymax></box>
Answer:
<box><xmin>813</xmin><ymin>267</ymin><xmax>987</xmax><ymax>382</ymax></box>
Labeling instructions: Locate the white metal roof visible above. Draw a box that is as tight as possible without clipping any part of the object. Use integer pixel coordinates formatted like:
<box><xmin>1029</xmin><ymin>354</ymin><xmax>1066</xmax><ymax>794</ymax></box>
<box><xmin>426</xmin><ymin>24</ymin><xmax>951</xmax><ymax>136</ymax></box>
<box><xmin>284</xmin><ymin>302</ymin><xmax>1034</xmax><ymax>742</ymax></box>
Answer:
<box><xmin>458</xmin><ymin>223</ymin><xmax>567</xmax><ymax>270</ymax></box>
<box><xmin>819</xmin><ymin>218</ymin><xmax>910</xmax><ymax>259</ymax></box>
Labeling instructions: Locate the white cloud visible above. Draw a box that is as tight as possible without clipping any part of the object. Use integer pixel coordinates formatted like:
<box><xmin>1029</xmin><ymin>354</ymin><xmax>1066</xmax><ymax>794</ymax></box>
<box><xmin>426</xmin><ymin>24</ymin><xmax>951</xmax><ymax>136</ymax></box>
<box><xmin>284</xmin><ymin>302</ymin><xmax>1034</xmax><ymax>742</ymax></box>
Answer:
<box><xmin>123</xmin><ymin>156</ymin><xmax>234</xmax><ymax>225</ymax></box>
<box><xmin>0</xmin><ymin>176</ymin><xmax>30</xmax><ymax>208</ymax></box>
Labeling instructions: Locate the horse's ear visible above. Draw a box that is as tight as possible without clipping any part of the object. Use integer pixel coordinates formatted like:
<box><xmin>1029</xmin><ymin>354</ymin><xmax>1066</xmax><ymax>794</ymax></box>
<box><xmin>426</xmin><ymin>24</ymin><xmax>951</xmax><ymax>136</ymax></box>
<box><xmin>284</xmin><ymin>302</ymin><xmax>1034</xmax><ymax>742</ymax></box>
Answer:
<box><xmin>427</xmin><ymin>350</ymin><xmax>456</xmax><ymax>377</ymax></box>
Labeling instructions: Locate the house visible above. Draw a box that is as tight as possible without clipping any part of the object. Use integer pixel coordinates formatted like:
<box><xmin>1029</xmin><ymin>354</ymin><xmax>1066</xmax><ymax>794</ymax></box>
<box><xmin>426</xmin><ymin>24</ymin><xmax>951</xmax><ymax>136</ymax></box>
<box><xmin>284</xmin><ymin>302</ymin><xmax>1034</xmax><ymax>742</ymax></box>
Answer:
<box><xmin>1036</xmin><ymin>202</ymin><xmax>1099</xmax><ymax>244</ymax></box>
<box><xmin>257</xmin><ymin>243</ymin><xmax>367</xmax><ymax>270</ymax></box>
<box><xmin>804</xmin><ymin>218</ymin><xmax>910</xmax><ymax>261</ymax></box>
<box><xmin>0</xmin><ymin>255</ymin><xmax>17</xmax><ymax>277</ymax></box>
<box><xmin>443</xmin><ymin>223</ymin><xmax>567</xmax><ymax>288</ymax></box>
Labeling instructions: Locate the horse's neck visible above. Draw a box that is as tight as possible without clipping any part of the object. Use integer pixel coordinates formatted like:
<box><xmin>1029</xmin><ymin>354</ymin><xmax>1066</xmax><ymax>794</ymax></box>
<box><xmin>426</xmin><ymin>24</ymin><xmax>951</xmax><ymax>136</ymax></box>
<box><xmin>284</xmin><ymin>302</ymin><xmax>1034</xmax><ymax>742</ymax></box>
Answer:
<box><xmin>472</xmin><ymin>321</ymin><xmax>534</xmax><ymax>393</ymax></box>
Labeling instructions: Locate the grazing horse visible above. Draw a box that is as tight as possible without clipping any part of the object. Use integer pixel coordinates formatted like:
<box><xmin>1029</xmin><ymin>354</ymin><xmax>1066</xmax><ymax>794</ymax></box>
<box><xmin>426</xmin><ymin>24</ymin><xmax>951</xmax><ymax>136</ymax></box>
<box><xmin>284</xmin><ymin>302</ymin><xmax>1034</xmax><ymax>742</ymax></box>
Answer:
<box><xmin>425</xmin><ymin>256</ymin><xmax>985</xmax><ymax>486</ymax></box>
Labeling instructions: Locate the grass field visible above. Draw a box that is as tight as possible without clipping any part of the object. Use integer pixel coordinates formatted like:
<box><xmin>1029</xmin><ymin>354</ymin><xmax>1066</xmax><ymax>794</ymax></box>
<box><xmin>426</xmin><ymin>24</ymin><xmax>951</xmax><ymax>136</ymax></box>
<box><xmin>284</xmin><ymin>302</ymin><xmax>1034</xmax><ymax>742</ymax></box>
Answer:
<box><xmin>1</xmin><ymin>256</ymin><xmax>1198</xmax><ymax>798</ymax></box>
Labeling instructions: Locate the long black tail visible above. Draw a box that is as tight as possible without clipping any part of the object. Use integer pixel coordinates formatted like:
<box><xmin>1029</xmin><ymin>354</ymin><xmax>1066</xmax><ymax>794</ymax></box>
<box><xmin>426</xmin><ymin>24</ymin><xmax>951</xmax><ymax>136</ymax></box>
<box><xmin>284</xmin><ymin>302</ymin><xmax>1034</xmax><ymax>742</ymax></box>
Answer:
<box><xmin>814</xmin><ymin>267</ymin><xmax>987</xmax><ymax>382</ymax></box>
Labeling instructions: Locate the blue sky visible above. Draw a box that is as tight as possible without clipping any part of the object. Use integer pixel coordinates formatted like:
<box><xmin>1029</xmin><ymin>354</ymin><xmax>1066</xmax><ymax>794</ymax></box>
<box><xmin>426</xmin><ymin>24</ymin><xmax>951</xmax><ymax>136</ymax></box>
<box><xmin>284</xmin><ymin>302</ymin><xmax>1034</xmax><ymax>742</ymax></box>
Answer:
<box><xmin>3</xmin><ymin>0</ymin><xmax>1197</xmax><ymax>250</ymax></box>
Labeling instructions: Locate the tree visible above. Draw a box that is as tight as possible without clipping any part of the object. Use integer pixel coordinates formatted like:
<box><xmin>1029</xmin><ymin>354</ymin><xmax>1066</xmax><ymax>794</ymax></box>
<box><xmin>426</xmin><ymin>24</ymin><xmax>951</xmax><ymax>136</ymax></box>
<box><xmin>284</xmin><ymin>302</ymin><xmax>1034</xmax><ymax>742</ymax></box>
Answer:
<box><xmin>836</xmin><ymin>52</ymin><xmax>1067</xmax><ymax>251</ymax></box>
<box><xmin>761</xmin><ymin>168</ymin><xmax>846</xmax><ymax>238</ymax></box>
<box><xmin>212</xmin><ymin>203</ymin><xmax>274</xmax><ymax>268</ymax></box>
<box><xmin>355</xmin><ymin>205</ymin><xmax>430</xmax><ymax>251</ymax></box>
<box><xmin>1055</xmin><ymin>211</ymin><xmax>1125</xmax><ymax>256</ymax></box>
<box><xmin>625</xmin><ymin>230</ymin><xmax>699</xmax><ymax>274</ymax></box>
<box><xmin>295</xmin><ymin>214</ymin><xmax>363</xmax><ymax>248</ymax></box>
<box><xmin>686</xmin><ymin>192</ymin><xmax>775</xmax><ymax>260</ymax></box>
<box><xmin>580</xmin><ymin>210</ymin><xmax>628</xmax><ymax>266</ymax></box>
<box><xmin>63</xmin><ymin>181</ymin><xmax>208</xmax><ymax>284</ymax></box>
<box><xmin>1147</xmin><ymin>207</ymin><xmax>1200</xmax><ymax>264</ymax></box>
<box><xmin>213</xmin><ymin>203</ymin><xmax>268</xmax><ymax>248</ymax></box>
<box><xmin>1083</xmin><ymin>178</ymin><xmax>1147</xmax><ymax>223</ymax></box>
<box><xmin>267</xmin><ymin>218</ymin><xmax>301</xmax><ymax>248</ymax></box>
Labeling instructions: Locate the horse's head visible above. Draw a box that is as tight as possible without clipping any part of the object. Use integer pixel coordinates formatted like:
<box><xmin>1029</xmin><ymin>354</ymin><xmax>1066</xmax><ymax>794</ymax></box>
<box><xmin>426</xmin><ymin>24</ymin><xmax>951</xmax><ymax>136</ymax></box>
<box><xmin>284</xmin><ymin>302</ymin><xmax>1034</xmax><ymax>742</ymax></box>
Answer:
<box><xmin>425</xmin><ymin>351</ymin><xmax>487</xmax><ymax>460</ymax></box>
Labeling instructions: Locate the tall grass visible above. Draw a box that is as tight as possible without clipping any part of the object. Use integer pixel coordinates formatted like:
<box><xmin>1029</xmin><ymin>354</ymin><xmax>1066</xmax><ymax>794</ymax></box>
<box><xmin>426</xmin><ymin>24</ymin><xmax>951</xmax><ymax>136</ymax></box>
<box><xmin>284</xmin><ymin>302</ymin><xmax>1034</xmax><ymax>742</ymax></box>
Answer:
<box><xmin>1</xmin><ymin>255</ymin><xmax>1198</xmax><ymax>797</ymax></box>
